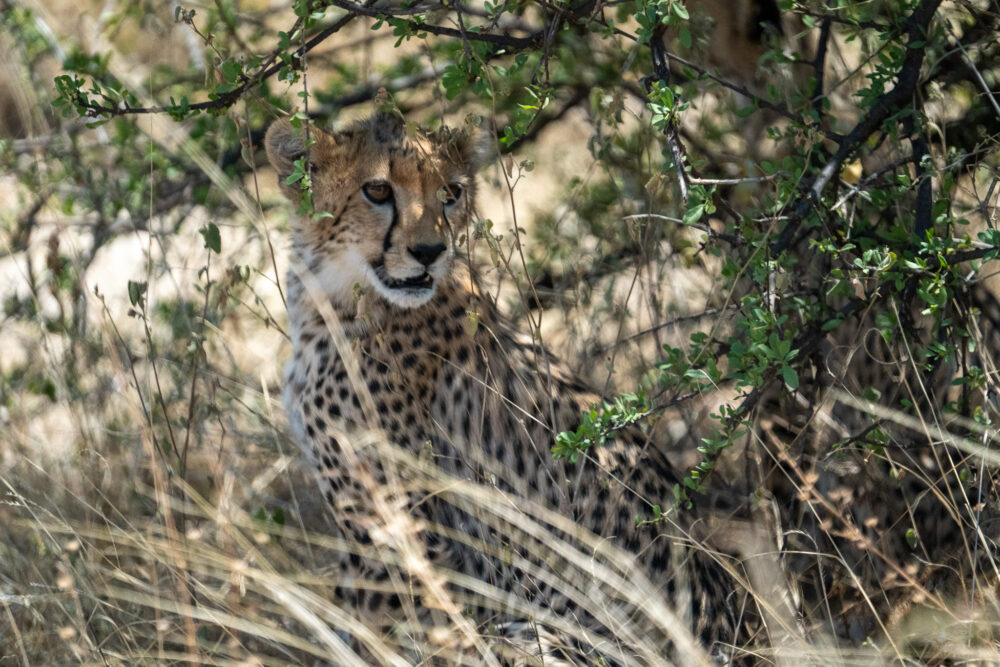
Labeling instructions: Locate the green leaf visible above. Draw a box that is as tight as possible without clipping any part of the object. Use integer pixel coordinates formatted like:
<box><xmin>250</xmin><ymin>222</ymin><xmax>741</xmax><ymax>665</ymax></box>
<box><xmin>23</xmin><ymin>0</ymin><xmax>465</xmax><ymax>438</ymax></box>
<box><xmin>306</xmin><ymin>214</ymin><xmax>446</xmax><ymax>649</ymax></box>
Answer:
<box><xmin>441</xmin><ymin>65</ymin><xmax>466</xmax><ymax>100</ymax></box>
<box><xmin>780</xmin><ymin>365</ymin><xmax>799</xmax><ymax>390</ymax></box>
<box><xmin>678</xmin><ymin>24</ymin><xmax>692</xmax><ymax>49</ymax></box>
<box><xmin>682</xmin><ymin>202</ymin><xmax>705</xmax><ymax>225</ymax></box>
<box><xmin>220</xmin><ymin>60</ymin><xmax>243</xmax><ymax>84</ymax></box>
<box><xmin>200</xmin><ymin>222</ymin><xmax>222</xmax><ymax>254</ymax></box>
<box><xmin>127</xmin><ymin>280</ymin><xmax>147</xmax><ymax>308</ymax></box>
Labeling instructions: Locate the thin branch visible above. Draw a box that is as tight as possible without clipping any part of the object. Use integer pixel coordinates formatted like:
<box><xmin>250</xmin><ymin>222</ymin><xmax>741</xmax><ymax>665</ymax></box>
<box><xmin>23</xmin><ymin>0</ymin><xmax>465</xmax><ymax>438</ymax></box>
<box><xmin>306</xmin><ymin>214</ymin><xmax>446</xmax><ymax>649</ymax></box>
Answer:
<box><xmin>503</xmin><ymin>87</ymin><xmax>588</xmax><ymax>153</ymax></box>
<box><xmin>771</xmin><ymin>0</ymin><xmax>944</xmax><ymax>255</ymax></box>
<box><xmin>623</xmin><ymin>214</ymin><xmax>741</xmax><ymax>247</ymax></box>
<box><xmin>326</xmin><ymin>1</ymin><xmax>544</xmax><ymax>47</ymax></box>
<box><xmin>71</xmin><ymin>9</ymin><xmax>362</xmax><ymax>117</ymax></box>
<box><xmin>646</xmin><ymin>25</ymin><xmax>688</xmax><ymax>203</ymax></box>
<box><xmin>665</xmin><ymin>51</ymin><xmax>844</xmax><ymax>143</ymax></box>
<box><xmin>407</xmin><ymin>20</ymin><xmax>543</xmax><ymax>49</ymax></box>
<box><xmin>907</xmin><ymin>118</ymin><xmax>933</xmax><ymax>240</ymax></box>
<box><xmin>943</xmin><ymin>20</ymin><xmax>1000</xmax><ymax>121</ymax></box>
<box><xmin>792</xmin><ymin>8</ymin><xmax>888</xmax><ymax>32</ymax></box>
<box><xmin>688</xmin><ymin>174</ymin><xmax>781</xmax><ymax>186</ymax></box>
<box><xmin>812</xmin><ymin>17</ymin><xmax>831</xmax><ymax>118</ymax></box>
<box><xmin>597</xmin><ymin>304</ymin><xmax>742</xmax><ymax>353</ymax></box>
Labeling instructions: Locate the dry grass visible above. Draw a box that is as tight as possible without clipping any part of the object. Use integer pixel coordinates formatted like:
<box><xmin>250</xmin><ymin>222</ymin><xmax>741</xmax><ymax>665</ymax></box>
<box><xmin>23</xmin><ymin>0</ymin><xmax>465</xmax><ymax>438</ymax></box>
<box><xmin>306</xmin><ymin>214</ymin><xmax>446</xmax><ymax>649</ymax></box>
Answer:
<box><xmin>4</xmin><ymin>0</ymin><xmax>1000</xmax><ymax>664</ymax></box>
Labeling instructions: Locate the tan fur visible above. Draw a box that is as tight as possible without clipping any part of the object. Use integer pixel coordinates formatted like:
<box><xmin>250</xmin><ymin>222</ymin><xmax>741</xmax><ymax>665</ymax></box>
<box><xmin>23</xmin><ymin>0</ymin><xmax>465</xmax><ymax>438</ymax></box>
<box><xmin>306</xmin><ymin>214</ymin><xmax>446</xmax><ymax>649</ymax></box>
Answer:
<box><xmin>266</xmin><ymin>112</ymin><xmax>750</xmax><ymax>663</ymax></box>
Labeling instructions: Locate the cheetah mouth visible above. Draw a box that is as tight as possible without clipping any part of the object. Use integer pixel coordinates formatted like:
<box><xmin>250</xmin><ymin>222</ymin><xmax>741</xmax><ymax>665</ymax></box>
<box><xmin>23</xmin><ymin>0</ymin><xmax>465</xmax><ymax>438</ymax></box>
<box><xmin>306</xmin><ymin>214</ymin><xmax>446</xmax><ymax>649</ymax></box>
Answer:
<box><xmin>371</xmin><ymin>262</ymin><xmax>434</xmax><ymax>291</ymax></box>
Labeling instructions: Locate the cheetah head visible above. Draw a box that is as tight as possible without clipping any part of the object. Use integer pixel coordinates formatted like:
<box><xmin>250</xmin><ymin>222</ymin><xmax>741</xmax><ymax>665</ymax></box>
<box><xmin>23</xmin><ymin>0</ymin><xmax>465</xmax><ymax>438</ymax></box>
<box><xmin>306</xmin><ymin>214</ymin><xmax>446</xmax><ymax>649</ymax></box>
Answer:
<box><xmin>266</xmin><ymin>112</ymin><xmax>488</xmax><ymax>309</ymax></box>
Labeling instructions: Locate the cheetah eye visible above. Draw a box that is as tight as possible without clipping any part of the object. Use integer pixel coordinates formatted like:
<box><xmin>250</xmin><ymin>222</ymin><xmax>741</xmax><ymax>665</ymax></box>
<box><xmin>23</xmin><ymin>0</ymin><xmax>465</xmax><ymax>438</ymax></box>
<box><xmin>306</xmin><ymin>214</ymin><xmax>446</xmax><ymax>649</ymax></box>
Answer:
<box><xmin>438</xmin><ymin>183</ymin><xmax>463</xmax><ymax>207</ymax></box>
<box><xmin>362</xmin><ymin>181</ymin><xmax>393</xmax><ymax>204</ymax></box>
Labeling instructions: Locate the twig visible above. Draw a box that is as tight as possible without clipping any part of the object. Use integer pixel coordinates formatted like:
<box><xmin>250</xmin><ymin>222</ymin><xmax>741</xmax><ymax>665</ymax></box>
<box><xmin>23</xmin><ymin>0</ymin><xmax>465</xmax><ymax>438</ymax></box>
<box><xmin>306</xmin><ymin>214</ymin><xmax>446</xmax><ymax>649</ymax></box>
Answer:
<box><xmin>792</xmin><ymin>8</ymin><xmax>888</xmax><ymax>32</ymax></box>
<box><xmin>73</xmin><ymin>10</ymin><xmax>361</xmax><ymax>117</ymax></box>
<box><xmin>646</xmin><ymin>25</ymin><xmax>688</xmax><ymax>203</ymax></box>
<box><xmin>812</xmin><ymin>17</ymin><xmax>831</xmax><ymax>118</ymax></box>
<box><xmin>407</xmin><ymin>19</ymin><xmax>542</xmax><ymax>49</ymax></box>
<box><xmin>179</xmin><ymin>253</ymin><xmax>211</xmax><ymax>478</ymax></box>
<box><xmin>771</xmin><ymin>0</ymin><xmax>944</xmax><ymax>255</ymax></box>
<box><xmin>687</xmin><ymin>175</ymin><xmax>780</xmax><ymax>186</ymax></box>
<box><xmin>665</xmin><ymin>51</ymin><xmax>844</xmax><ymax>143</ymax></box>
<box><xmin>942</xmin><ymin>20</ymin><xmax>1000</xmax><ymax>121</ymax></box>
<box><xmin>326</xmin><ymin>1</ymin><xmax>544</xmax><ymax>47</ymax></box>
<box><xmin>971</xmin><ymin>400</ymin><xmax>990</xmax><ymax>607</ymax></box>
<box><xmin>906</xmin><ymin>117</ymin><xmax>933</xmax><ymax>240</ymax></box>
<box><xmin>622</xmin><ymin>213</ymin><xmax>742</xmax><ymax>246</ymax></box>
<box><xmin>597</xmin><ymin>304</ymin><xmax>742</xmax><ymax>353</ymax></box>
<box><xmin>503</xmin><ymin>87</ymin><xmax>588</xmax><ymax>152</ymax></box>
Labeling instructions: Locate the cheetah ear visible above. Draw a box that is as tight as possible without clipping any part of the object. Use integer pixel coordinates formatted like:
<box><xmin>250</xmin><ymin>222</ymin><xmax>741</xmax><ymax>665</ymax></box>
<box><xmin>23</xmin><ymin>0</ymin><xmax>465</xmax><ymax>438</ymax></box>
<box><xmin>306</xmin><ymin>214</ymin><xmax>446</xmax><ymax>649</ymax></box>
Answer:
<box><xmin>264</xmin><ymin>118</ymin><xmax>337</xmax><ymax>199</ymax></box>
<box><xmin>366</xmin><ymin>110</ymin><xmax>406</xmax><ymax>142</ymax></box>
<box><xmin>452</xmin><ymin>124</ymin><xmax>493</xmax><ymax>173</ymax></box>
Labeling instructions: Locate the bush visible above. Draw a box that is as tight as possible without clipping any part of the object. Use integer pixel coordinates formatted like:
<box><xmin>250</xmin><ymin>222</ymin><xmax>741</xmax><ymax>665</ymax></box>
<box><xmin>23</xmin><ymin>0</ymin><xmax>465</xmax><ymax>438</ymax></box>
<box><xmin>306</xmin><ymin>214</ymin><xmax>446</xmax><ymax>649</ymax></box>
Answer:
<box><xmin>3</xmin><ymin>0</ymin><xmax>1000</xmax><ymax>662</ymax></box>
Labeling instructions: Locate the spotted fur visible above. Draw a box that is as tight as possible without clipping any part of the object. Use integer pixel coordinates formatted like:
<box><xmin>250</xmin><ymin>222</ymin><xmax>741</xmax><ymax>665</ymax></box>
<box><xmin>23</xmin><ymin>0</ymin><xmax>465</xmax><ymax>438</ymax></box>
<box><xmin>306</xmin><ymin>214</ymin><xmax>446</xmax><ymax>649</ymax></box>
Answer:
<box><xmin>266</xmin><ymin>112</ymin><xmax>751</xmax><ymax>663</ymax></box>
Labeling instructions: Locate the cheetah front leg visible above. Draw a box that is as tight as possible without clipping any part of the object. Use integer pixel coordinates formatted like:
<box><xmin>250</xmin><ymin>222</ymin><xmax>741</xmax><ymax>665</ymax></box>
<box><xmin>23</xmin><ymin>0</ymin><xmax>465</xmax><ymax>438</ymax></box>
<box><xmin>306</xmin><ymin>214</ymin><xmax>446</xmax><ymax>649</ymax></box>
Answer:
<box><xmin>306</xmin><ymin>420</ymin><xmax>509</xmax><ymax>664</ymax></box>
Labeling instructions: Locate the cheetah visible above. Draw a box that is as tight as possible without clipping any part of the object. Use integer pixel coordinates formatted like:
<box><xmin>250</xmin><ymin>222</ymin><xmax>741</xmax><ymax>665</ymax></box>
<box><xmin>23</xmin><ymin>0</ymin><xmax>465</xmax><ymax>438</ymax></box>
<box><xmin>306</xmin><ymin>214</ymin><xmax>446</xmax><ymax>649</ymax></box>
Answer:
<box><xmin>265</xmin><ymin>111</ymin><xmax>755</xmax><ymax>664</ymax></box>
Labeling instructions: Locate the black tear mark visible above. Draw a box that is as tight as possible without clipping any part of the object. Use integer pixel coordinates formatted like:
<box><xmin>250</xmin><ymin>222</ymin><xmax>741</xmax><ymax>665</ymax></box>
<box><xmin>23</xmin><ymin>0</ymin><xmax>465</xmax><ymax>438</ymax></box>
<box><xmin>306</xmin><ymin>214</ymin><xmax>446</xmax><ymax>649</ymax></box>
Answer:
<box><xmin>383</xmin><ymin>202</ymin><xmax>399</xmax><ymax>253</ymax></box>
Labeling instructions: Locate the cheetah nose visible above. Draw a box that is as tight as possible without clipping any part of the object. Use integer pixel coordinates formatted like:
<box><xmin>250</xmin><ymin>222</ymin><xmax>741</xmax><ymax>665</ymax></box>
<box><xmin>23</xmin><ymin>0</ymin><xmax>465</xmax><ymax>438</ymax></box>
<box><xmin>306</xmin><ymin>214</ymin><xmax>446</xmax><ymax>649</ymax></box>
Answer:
<box><xmin>408</xmin><ymin>243</ymin><xmax>447</xmax><ymax>267</ymax></box>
